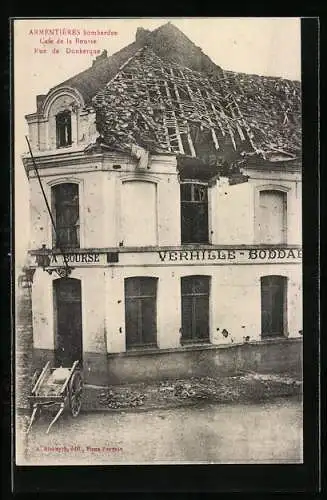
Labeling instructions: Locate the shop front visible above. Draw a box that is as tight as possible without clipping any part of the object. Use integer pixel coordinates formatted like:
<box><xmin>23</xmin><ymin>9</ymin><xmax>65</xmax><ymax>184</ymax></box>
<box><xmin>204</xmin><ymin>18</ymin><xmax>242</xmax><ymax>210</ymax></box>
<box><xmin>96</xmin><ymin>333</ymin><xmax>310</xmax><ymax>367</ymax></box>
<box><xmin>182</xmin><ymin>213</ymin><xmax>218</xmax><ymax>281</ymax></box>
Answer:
<box><xmin>29</xmin><ymin>246</ymin><xmax>302</xmax><ymax>385</ymax></box>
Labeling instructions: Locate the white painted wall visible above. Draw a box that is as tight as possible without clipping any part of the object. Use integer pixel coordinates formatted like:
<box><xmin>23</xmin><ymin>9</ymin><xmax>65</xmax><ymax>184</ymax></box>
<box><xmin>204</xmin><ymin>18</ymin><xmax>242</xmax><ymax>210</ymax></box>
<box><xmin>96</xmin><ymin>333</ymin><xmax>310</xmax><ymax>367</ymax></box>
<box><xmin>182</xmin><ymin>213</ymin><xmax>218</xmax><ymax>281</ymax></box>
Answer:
<box><xmin>121</xmin><ymin>181</ymin><xmax>157</xmax><ymax>246</ymax></box>
<box><xmin>32</xmin><ymin>262</ymin><xmax>302</xmax><ymax>356</ymax></box>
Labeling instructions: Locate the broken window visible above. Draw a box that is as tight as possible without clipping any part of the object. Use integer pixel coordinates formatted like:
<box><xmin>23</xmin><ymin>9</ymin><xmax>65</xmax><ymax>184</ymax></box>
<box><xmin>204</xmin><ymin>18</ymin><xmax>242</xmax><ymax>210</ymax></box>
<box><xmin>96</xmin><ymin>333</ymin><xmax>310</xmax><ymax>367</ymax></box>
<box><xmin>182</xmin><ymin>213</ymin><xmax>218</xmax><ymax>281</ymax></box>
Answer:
<box><xmin>181</xmin><ymin>275</ymin><xmax>210</xmax><ymax>343</ymax></box>
<box><xmin>52</xmin><ymin>183</ymin><xmax>80</xmax><ymax>249</ymax></box>
<box><xmin>56</xmin><ymin>110</ymin><xmax>72</xmax><ymax>148</ymax></box>
<box><xmin>181</xmin><ymin>182</ymin><xmax>208</xmax><ymax>243</ymax></box>
<box><xmin>124</xmin><ymin>277</ymin><xmax>158</xmax><ymax>349</ymax></box>
<box><xmin>261</xmin><ymin>275</ymin><xmax>287</xmax><ymax>338</ymax></box>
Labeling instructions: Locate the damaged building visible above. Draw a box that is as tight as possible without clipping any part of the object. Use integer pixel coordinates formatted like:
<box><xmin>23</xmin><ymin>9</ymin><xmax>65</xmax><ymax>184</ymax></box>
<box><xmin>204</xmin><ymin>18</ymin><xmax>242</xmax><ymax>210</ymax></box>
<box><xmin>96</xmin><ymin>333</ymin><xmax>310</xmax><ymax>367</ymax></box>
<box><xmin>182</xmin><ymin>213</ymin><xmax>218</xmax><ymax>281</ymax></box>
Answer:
<box><xmin>22</xmin><ymin>23</ymin><xmax>302</xmax><ymax>385</ymax></box>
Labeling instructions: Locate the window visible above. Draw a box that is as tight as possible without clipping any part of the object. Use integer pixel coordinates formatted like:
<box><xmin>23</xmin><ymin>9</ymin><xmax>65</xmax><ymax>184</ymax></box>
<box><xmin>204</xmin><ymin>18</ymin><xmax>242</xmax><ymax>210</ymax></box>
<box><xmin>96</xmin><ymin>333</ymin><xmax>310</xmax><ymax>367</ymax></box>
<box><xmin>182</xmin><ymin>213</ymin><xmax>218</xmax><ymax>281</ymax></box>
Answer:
<box><xmin>261</xmin><ymin>275</ymin><xmax>287</xmax><ymax>338</ymax></box>
<box><xmin>52</xmin><ymin>183</ymin><xmax>79</xmax><ymax>248</ymax></box>
<box><xmin>121</xmin><ymin>181</ymin><xmax>157</xmax><ymax>246</ymax></box>
<box><xmin>56</xmin><ymin>110</ymin><xmax>72</xmax><ymax>148</ymax></box>
<box><xmin>181</xmin><ymin>276</ymin><xmax>210</xmax><ymax>343</ymax></box>
<box><xmin>258</xmin><ymin>190</ymin><xmax>287</xmax><ymax>244</ymax></box>
<box><xmin>124</xmin><ymin>277</ymin><xmax>157</xmax><ymax>348</ymax></box>
<box><xmin>181</xmin><ymin>182</ymin><xmax>208</xmax><ymax>243</ymax></box>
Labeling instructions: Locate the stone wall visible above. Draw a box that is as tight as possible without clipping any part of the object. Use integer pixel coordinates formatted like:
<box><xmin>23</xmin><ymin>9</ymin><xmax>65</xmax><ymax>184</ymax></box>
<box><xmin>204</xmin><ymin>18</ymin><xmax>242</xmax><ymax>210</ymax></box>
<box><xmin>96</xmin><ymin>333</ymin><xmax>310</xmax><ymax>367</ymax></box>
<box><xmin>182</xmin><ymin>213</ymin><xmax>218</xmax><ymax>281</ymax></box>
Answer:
<box><xmin>16</xmin><ymin>269</ymin><xmax>34</xmax><ymax>409</ymax></box>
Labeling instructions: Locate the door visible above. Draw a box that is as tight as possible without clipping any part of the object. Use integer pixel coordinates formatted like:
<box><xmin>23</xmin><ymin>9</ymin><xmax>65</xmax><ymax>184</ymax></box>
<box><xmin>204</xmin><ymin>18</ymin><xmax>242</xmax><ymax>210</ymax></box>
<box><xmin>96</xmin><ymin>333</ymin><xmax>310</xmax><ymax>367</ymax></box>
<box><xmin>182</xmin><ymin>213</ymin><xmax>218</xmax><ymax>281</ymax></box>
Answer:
<box><xmin>54</xmin><ymin>278</ymin><xmax>83</xmax><ymax>367</ymax></box>
<box><xmin>261</xmin><ymin>275</ymin><xmax>287</xmax><ymax>337</ymax></box>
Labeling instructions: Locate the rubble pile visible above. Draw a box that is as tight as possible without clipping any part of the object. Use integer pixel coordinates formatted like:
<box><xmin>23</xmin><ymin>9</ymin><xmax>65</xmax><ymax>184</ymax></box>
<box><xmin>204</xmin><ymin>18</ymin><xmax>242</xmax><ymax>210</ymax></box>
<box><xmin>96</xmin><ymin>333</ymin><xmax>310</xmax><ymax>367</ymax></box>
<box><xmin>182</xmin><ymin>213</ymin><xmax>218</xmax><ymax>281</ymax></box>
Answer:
<box><xmin>94</xmin><ymin>373</ymin><xmax>302</xmax><ymax>410</ymax></box>
<box><xmin>98</xmin><ymin>387</ymin><xmax>146</xmax><ymax>409</ymax></box>
<box><xmin>92</xmin><ymin>46</ymin><xmax>301</xmax><ymax>161</ymax></box>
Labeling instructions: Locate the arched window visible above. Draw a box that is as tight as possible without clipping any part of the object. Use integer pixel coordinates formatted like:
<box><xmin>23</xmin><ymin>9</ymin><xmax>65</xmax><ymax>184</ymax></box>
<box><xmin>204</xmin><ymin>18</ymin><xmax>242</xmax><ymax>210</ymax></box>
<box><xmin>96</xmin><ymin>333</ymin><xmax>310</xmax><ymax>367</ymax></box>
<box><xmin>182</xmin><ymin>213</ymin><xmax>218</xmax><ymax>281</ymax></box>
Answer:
<box><xmin>121</xmin><ymin>180</ymin><xmax>157</xmax><ymax>246</ymax></box>
<box><xmin>56</xmin><ymin>110</ymin><xmax>72</xmax><ymax>148</ymax></box>
<box><xmin>180</xmin><ymin>181</ymin><xmax>208</xmax><ymax>243</ymax></box>
<box><xmin>261</xmin><ymin>275</ymin><xmax>287</xmax><ymax>338</ymax></box>
<box><xmin>51</xmin><ymin>183</ymin><xmax>79</xmax><ymax>249</ymax></box>
<box><xmin>181</xmin><ymin>275</ymin><xmax>210</xmax><ymax>343</ymax></box>
<box><xmin>124</xmin><ymin>277</ymin><xmax>158</xmax><ymax>348</ymax></box>
<box><xmin>258</xmin><ymin>190</ymin><xmax>287</xmax><ymax>244</ymax></box>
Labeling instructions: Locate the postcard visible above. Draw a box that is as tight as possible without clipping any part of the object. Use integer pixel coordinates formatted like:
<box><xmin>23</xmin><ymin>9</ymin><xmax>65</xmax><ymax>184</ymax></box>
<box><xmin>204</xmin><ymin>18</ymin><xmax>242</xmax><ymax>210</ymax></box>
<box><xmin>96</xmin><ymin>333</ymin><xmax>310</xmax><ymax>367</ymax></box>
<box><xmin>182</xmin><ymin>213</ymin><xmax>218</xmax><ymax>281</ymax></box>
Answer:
<box><xmin>14</xmin><ymin>17</ymin><xmax>303</xmax><ymax>467</ymax></box>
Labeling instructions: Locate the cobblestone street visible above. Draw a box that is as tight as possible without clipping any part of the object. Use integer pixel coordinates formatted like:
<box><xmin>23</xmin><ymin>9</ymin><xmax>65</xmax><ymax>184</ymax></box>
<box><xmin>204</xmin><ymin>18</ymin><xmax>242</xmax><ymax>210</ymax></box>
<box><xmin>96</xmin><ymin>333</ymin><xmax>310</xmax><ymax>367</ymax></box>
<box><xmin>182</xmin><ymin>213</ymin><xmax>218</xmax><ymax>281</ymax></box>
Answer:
<box><xmin>16</xmin><ymin>396</ymin><xmax>303</xmax><ymax>465</ymax></box>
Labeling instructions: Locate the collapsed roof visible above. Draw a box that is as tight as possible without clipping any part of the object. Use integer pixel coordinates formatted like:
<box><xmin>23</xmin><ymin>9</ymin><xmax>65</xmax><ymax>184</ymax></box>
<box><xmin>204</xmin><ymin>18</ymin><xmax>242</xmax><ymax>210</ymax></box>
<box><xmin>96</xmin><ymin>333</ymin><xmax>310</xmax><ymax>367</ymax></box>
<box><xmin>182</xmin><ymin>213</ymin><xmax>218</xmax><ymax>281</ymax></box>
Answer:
<box><xmin>53</xmin><ymin>22</ymin><xmax>302</xmax><ymax>165</ymax></box>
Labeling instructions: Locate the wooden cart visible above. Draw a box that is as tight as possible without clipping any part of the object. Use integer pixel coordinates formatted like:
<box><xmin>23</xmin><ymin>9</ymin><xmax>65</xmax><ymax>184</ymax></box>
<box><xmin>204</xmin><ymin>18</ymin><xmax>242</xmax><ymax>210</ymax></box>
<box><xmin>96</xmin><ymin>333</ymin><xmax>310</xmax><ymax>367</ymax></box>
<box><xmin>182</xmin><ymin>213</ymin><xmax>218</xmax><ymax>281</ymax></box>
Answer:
<box><xmin>27</xmin><ymin>360</ymin><xmax>83</xmax><ymax>434</ymax></box>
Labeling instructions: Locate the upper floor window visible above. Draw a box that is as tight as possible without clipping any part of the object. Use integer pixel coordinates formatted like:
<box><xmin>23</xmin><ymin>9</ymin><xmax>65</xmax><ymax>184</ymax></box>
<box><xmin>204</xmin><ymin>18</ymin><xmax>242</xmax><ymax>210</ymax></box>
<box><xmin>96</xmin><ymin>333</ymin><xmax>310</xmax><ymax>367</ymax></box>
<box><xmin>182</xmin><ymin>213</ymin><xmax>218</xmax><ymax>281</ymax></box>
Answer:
<box><xmin>52</xmin><ymin>183</ymin><xmax>79</xmax><ymax>249</ymax></box>
<box><xmin>258</xmin><ymin>190</ymin><xmax>287</xmax><ymax>244</ymax></box>
<box><xmin>181</xmin><ymin>182</ymin><xmax>208</xmax><ymax>244</ymax></box>
<box><xmin>56</xmin><ymin>110</ymin><xmax>72</xmax><ymax>148</ymax></box>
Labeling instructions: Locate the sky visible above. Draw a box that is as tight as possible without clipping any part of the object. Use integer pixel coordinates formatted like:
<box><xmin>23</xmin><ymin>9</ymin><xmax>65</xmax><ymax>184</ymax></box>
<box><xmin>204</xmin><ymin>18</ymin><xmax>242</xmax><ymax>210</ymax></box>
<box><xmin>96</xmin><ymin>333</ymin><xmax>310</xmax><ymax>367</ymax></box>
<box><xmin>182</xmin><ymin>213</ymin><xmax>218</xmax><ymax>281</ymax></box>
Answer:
<box><xmin>14</xmin><ymin>17</ymin><xmax>301</xmax><ymax>269</ymax></box>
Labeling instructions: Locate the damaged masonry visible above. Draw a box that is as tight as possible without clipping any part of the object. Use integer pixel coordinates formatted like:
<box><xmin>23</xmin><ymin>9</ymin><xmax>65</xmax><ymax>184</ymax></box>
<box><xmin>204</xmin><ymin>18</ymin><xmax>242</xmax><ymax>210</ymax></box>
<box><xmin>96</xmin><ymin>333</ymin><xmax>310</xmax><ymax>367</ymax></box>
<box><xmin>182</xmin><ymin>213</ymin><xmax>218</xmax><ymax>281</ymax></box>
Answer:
<box><xmin>20</xmin><ymin>21</ymin><xmax>302</xmax><ymax>389</ymax></box>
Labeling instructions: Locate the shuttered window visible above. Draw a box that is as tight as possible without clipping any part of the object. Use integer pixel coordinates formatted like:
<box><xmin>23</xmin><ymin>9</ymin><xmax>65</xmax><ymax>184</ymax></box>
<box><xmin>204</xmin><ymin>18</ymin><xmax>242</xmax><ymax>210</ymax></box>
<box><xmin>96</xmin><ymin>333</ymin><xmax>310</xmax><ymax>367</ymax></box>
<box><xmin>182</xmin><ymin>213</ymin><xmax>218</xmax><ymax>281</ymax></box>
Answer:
<box><xmin>261</xmin><ymin>275</ymin><xmax>287</xmax><ymax>337</ymax></box>
<box><xmin>125</xmin><ymin>277</ymin><xmax>158</xmax><ymax>348</ymax></box>
<box><xmin>52</xmin><ymin>183</ymin><xmax>80</xmax><ymax>249</ymax></box>
<box><xmin>181</xmin><ymin>276</ymin><xmax>210</xmax><ymax>343</ymax></box>
<box><xmin>181</xmin><ymin>182</ymin><xmax>208</xmax><ymax>243</ymax></box>
<box><xmin>259</xmin><ymin>190</ymin><xmax>287</xmax><ymax>244</ymax></box>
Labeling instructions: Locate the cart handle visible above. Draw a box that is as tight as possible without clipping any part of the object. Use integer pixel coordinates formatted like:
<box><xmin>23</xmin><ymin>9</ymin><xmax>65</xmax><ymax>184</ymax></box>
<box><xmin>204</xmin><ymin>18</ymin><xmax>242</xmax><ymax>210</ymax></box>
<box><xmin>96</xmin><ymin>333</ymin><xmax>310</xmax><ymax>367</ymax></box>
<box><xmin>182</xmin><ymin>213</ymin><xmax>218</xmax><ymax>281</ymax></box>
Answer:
<box><xmin>31</xmin><ymin>361</ymin><xmax>50</xmax><ymax>395</ymax></box>
<box><xmin>59</xmin><ymin>360</ymin><xmax>80</xmax><ymax>395</ymax></box>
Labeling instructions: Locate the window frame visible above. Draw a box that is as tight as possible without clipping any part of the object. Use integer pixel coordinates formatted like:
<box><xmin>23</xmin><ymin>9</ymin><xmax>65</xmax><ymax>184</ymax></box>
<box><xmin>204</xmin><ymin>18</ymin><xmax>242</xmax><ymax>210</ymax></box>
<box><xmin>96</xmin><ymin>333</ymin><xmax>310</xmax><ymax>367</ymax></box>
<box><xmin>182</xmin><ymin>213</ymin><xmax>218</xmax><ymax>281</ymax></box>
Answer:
<box><xmin>260</xmin><ymin>275</ymin><xmax>288</xmax><ymax>338</ymax></box>
<box><xmin>180</xmin><ymin>180</ymin><xmax>209</xmax><ymax>244</ymax></box>
<box><xmin>56</xmin><ymin>110</ymin><xmax>72</xmax><ymax>148</ymax></box>
<box><xmin>124</xmin><ymin>277</ymin><xmax>158</xmax><ymax>349</ymax></box>
<box><xmin>51</xmin><ymin>182</ymin><xmax>80</xmax><ymax>249</ymax></box>
<box><xmin>181</xmin><ymin>275</ymin><xmax>211</xmax><ymax>344</ymax></box>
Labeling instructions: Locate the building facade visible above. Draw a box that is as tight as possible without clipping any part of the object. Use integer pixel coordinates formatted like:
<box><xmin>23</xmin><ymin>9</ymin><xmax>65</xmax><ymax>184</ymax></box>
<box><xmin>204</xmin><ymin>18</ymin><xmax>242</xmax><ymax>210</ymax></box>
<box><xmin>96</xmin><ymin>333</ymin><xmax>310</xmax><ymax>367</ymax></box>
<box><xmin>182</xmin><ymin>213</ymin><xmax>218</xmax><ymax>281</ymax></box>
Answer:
<box><xmin>22</xmin><ymin>24</ymin><xmax>302</xmax><ymax>385</ymax></box>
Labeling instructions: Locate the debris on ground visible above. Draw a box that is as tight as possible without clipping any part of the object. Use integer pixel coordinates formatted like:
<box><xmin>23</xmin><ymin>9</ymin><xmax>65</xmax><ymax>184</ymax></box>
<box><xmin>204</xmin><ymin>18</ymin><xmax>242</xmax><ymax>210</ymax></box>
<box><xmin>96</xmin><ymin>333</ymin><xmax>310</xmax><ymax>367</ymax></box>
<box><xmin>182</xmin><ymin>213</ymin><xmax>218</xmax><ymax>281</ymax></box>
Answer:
<box><xmin>85</xmin><ymin>373</ymin><xmax>302</xmax><ymax>412</ymax></box>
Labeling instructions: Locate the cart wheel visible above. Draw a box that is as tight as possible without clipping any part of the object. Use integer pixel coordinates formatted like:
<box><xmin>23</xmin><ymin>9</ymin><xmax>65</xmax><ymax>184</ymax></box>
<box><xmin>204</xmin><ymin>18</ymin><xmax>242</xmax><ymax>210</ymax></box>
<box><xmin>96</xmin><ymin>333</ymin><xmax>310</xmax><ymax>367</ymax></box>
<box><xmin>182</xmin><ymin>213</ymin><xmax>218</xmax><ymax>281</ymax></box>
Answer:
<box><xmin>68</xmin><ymin>370</ymin><xmax>83</xmax><ymax>417</ymax></box>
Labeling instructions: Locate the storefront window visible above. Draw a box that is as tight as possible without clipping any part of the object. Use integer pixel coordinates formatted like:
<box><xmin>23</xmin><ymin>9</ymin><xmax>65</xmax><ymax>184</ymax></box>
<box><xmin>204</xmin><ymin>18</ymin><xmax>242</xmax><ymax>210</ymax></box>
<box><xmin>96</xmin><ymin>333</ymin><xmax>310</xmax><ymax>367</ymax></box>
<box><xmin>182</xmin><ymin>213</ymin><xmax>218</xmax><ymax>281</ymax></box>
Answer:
<box><xmin>124</xmin><ymin>277</ymin><xmax>158</xmax><ymax>348</ymax></box>
<box><xmin>181</xmin><ymin>275</ymin><xmax>210</xmax><ymax>343</ymax></box>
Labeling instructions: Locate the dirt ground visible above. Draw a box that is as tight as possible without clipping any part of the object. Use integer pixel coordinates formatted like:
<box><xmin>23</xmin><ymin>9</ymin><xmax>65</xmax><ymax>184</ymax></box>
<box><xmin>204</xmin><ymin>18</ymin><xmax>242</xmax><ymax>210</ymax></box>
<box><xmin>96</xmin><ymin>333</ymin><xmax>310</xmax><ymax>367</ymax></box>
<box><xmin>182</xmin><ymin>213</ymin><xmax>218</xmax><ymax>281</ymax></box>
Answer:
<box><xmin>16</xmin><ymin>395</ymin><xmax>303</xmax><ymax>465</ymax></box>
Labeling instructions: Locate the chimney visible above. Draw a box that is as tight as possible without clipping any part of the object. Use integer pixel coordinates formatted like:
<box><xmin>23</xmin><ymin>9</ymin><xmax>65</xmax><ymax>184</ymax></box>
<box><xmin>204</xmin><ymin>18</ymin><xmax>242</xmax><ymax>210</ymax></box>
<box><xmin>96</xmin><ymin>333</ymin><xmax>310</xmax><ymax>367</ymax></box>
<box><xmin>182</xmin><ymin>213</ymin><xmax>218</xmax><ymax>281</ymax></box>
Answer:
<box><xmin>92</xmin><ymin>49</ymin><xmax>108</xmax><ymax>66</ymax></box>
<box><xmin>36</xmin><ymin>95</ymin><xmax>46</xmax><ymax>112</ymax></box>
<box><xmin>135</xmin><ymin>27</ymin><xmax>151</xmax><ymax>45</ymax></box>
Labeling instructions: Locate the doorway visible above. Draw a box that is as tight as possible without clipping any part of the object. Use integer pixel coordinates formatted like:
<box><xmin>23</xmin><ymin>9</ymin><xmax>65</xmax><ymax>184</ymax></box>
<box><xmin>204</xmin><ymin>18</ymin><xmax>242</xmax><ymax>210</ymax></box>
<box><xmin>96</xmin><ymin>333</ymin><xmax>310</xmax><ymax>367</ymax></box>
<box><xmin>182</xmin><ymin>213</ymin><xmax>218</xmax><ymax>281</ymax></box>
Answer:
<box><xmin>54</xmin><ymin>278</ymin><xmax>83</xmax><ymax>367</ymax></box>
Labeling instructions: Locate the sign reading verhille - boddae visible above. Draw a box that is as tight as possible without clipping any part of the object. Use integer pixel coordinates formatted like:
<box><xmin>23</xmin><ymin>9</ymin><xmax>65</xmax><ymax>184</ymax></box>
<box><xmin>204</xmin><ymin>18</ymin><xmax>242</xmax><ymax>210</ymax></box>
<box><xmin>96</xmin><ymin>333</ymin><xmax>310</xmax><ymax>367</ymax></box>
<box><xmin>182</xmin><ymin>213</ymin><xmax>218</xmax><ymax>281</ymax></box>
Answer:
<box><xmin>157</xmin><ymin>248</ymin><xmax>302</xmax><ymax>264</ymax></box>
